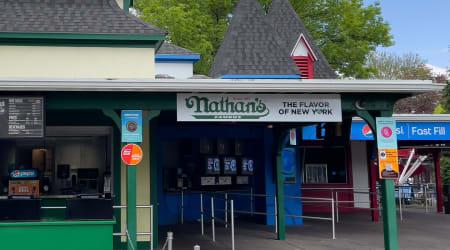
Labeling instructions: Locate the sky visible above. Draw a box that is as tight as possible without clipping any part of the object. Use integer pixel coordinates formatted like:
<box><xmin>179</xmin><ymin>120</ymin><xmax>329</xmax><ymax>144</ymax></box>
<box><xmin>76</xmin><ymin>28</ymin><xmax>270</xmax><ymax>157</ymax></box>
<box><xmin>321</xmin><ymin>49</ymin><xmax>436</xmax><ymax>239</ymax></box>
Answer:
<box><xmin>365</xmin><ymin>0</ymin><xmax>449</xmax><ymax>71</ymax></box>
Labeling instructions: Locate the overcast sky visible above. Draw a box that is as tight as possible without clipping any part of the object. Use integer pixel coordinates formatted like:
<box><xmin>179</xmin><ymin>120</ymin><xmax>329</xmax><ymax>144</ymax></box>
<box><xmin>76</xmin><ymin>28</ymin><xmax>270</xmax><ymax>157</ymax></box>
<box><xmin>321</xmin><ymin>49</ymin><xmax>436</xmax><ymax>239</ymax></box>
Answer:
<box><xmin>365</xmin><ymin>0</ymin><xmax>449</xmax><ymax>70</ymax></box>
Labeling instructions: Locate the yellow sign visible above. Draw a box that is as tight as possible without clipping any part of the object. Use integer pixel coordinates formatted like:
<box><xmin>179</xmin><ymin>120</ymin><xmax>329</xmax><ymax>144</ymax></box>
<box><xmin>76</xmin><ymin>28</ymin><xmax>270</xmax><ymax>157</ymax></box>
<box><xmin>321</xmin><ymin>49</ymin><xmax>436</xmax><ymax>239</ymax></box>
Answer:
<box><xmin>378</xmin><ymin>149</ymin><xmax>399</xmax><ymax>179</ymax></box>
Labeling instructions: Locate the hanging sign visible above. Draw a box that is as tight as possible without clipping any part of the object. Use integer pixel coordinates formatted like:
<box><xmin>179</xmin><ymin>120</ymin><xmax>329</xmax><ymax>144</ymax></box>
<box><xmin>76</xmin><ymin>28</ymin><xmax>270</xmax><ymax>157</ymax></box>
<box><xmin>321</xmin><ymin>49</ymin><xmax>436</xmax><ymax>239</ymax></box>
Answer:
<box><xmin>0</xmin><ymin>97</ymin><xmax>44</xmax><ymax>138</ymax></box>
<box><xmin>121</xmin><ymin>110</ymin><xmax>142</xmax><ymax>143</ymax></box>
<box><xmin>121</xmin><ymin>144</ymin><xmax>143</xmax><ymax>166</ymax></box>
<box><xmin>177</xmin><ymin>94</ymin><xmax>342</xmax><ymax>122</ymax></box>
<box><xmin>376</xmin><ymin>117</ymin><xmax>399</xmax><ymax>179</ymax></box>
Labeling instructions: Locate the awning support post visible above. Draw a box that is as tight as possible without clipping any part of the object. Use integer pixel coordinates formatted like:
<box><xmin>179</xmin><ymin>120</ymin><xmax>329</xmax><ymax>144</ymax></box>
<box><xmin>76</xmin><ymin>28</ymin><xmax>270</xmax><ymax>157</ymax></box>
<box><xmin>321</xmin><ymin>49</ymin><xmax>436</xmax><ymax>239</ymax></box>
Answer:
<box><xmin>357</xmin><ymin>109</ymin><xmax>399</xmax><ymax>250</ymax></box>
<box><xmin>276</xmin><ymin>130</ymin><xmax>288</xmax><ymax>240</ymax></box>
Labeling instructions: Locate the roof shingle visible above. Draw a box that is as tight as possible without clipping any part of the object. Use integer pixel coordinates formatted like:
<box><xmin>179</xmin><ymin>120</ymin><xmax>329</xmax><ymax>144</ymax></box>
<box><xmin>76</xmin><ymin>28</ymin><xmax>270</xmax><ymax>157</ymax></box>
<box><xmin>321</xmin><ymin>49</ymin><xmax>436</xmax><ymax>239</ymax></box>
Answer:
<box><xmin>0</xmin><ymin>0</ymin><xmax>165</xmax><ymax>36</ymax></box>
<box><xmin>157</xmin><ymin>42</ymin><xmax>199</xmax><ymax>56</ymax></box>
<box><xmin>210</xmin><ymin>0</ymin><xmax>300</xmax><ymax>78</ymax></box>
<box><xmin>267</xmin><ymin>0</ymin><xmax>337</xmax><ymax>79</ymax></box>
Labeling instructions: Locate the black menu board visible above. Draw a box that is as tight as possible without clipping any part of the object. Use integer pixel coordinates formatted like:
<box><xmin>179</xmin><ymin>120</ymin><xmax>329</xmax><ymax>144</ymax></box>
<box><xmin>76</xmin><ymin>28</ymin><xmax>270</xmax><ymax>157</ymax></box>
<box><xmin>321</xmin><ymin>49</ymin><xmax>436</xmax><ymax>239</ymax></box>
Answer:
<box><xmin>0</xmin><ymin>97</ymin><xmax>44</xmax><ymax>138</ymax></box>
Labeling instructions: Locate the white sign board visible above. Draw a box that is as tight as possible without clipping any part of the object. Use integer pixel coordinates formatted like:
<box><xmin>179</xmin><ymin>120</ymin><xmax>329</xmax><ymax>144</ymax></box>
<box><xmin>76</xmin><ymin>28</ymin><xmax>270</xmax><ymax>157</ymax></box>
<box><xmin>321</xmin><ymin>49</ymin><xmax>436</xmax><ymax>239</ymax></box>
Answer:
<box><xmin>177</xmin><ymin>93</ymin><xmax>342</xmax><ymax>122</ymax></box>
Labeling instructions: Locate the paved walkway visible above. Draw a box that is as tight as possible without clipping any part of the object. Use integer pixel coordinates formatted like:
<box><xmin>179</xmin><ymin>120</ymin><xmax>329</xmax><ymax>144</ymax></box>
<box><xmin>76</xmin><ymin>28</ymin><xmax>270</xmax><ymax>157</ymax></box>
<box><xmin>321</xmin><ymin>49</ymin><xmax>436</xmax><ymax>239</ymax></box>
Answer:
<box><xmin>159</xmin><ymin>210</ymin><xmax>450</xmax><ymax>250</ymax></box>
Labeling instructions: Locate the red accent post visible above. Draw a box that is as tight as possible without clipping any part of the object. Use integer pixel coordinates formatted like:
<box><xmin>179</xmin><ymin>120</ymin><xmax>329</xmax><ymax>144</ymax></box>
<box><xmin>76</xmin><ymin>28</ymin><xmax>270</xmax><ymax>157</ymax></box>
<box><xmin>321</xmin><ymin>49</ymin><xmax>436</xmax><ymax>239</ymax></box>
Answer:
<box><xmin>434</xmin><ymin>149</ymin><xmax>444</xmax><ymax>213</ymax></box>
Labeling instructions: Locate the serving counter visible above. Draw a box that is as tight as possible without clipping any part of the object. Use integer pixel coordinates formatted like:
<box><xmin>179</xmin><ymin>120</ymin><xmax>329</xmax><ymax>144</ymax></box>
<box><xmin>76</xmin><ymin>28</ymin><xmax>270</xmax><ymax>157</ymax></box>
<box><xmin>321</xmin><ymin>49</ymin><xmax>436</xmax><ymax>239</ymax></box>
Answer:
<box><xmin>0</xmin><ymin>220</ymin><xmax>115</xmax><ymax>250</ymax></box>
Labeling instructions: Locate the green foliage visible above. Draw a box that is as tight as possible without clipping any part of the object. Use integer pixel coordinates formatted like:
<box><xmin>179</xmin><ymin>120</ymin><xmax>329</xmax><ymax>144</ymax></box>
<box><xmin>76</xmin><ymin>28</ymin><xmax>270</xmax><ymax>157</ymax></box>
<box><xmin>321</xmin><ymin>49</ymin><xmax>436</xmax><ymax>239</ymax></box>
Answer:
<box><xmin>434</xmin><ymin>104</ymin><xmax>447</xmax><ymax>114</ymax></box>
<box><xmin>366</xmin><ymin>52</ymin><xmax>432</xmax><ymax>80</ymax></box>
<box><xmin>135</xmin><ymin>0</ymin><xmax>235</xmax><ymax>75</ymax></box>
<box><xmin>135</xmin><ymin>0</ymin><xmax>392</xmax><ymax>77</ymax></box>
<box><xmin>441</xmin><ymin>155</ymin><xmax>450</xmax><ymax>185</ymax></box>
<box><xmin>291</xmin><ymin>0</ymin><xmax>393</xmax><ymax>78</ymax></box>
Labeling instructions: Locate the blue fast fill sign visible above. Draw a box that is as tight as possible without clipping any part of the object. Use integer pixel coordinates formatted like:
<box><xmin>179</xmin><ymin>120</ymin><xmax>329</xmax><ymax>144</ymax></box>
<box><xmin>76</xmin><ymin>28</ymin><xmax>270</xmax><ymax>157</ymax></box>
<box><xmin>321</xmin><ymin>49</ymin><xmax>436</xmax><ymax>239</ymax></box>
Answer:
<box><xmin>121</xmin><ymin>110</ymin><xmax>143</xmax><ymax>143</ymax></box>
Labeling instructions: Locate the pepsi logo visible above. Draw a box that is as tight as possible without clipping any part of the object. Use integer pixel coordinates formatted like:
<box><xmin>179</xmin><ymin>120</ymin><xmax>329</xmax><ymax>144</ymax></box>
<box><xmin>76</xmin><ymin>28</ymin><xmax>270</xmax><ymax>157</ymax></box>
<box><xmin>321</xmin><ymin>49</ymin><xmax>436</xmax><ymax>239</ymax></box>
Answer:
<box><xmin>362</xmin><ymin>125</ymin><xmax>373</xmax><ymax>137</ymax></box>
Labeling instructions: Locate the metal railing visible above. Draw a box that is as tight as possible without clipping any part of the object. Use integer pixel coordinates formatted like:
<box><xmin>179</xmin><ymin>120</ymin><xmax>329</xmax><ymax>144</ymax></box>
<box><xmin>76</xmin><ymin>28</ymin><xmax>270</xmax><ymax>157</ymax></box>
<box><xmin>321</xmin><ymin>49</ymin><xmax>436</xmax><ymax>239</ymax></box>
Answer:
<box><xmin>40</xmin><ymin>204</ymin><xmax>154</xmax><ymax>250</ymax></box>
<box><xmin>112</xmin><ymin>204</ymin><xmax>154</xmax><ymax>250</ymax></box>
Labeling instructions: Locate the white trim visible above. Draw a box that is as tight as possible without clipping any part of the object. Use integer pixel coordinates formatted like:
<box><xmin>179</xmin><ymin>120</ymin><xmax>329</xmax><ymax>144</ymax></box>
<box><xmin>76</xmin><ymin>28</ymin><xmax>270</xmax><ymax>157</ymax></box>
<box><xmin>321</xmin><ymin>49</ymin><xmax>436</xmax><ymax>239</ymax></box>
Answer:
<box><xmin>353</xmin><ymin>114</ymin><xmax>450</xmax><ymax>122</ymax></box>
<box><xmin>290</xmin><ymin>33</ymin><xmax>318</xmax><ymax>61</ymax></box>
<box><xmin>0</xmin><ymin>78</ymin><xmax>442</xmax><ymax>94</ymax></box>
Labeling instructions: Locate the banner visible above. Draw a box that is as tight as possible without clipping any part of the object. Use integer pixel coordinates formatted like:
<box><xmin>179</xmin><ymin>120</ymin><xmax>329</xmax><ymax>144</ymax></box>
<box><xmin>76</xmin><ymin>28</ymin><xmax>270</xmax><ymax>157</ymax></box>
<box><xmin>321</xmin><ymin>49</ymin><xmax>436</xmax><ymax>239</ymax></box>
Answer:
<box><xmin>177</xmin><ymin>93</ymin><xmax>342</xmax><ymax>122</ymax></box>
<box><xmin>376</xmin><ymin>117</ymin><xmax>399</xmax><ymax>179</ymax></box>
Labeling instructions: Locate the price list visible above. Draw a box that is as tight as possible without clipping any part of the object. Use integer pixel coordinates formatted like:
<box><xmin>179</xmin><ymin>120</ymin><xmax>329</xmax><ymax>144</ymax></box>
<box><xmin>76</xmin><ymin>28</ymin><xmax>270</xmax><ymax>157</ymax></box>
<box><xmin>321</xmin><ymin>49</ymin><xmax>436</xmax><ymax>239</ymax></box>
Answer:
<box><xmin>0</xmin><ymin>97</ymin><xmax>44</xmax><ymax>138</ymax></box>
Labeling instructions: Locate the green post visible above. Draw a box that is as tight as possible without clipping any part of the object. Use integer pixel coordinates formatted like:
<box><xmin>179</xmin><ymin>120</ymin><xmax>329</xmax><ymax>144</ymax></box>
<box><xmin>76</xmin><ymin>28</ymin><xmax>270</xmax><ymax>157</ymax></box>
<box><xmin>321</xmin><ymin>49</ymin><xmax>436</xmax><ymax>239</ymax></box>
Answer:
<box><xmin>381</xmin><ymin>179</ymin><xmax>398</xmax><ymax>250</ymax></box>
<box><xmin>275</xmin><ymin>131</ymin><xmax>286</xmax><ymax>240</ymax></box>
<box><xmin>127</xmin><ymin>165</ymin><xmax>137</xmax><ymax>250</ymax></box>
<box><xmin>379</xmin><ymin>110</ymin><xmax>399</xmax><ymax>250</ymax></box>
<box><xmin>357</xmin><ymin>109</ymin><xmax>399</xmax><ymax>250</ymax></box>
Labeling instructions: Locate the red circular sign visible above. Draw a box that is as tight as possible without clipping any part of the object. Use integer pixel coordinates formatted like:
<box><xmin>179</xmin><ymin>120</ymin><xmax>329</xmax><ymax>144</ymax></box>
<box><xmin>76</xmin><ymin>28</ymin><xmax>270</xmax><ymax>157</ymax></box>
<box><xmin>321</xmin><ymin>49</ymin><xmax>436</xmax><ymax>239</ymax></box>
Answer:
<box><xmin>121</xmin><ymin>144</ymin><xmax>143</xmax><ymax>166</ymax></box>
<box><xmin>381</xmin><ymin>127</ymin><xmax>393</xmax><ymax>138</ymax></box>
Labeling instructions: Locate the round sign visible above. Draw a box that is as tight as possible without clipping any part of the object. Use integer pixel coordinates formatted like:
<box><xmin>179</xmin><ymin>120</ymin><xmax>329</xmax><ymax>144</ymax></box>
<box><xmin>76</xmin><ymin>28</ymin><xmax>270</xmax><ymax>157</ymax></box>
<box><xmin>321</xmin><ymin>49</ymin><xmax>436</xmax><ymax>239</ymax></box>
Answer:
<box><xmin>381</xmin><ymin>127</ymin><xmax>393</xmax><ymax>138</ymax></box>
<box><xmin>121</xmin><ymin>144</ymin><xmax>143</xmax><ymax>166</ymax></box>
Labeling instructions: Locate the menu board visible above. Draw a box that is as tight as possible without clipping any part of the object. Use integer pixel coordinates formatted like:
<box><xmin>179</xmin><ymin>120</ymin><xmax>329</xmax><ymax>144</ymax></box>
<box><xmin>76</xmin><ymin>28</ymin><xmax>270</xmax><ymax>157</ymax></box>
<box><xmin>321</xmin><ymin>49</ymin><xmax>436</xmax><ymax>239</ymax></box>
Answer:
<box><xmin>0</xmin><ymin>97</ymin><xmax>44</xmax><ymax>138</ymax></box>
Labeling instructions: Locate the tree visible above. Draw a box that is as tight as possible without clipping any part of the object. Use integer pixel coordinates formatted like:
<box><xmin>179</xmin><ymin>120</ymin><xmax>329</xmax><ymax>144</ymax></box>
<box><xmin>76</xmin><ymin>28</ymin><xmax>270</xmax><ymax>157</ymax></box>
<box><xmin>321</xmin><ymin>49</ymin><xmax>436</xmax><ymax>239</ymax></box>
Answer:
<box><xmin>291</xmin><ymin>0</ymin><xmax>393</xmax><ymax>78</ymax></box>
<box><xmin>135</xmin><ymin>0</ymin><xmax>392</xmax><ymax>77</ymax></box>
<box><xmin>135</xmin><ymin>0</ymin><xmax>234</xmax><ymax>75</ymax></box>
<box><xmin>367</xmin><ymin>52</ymin><xmax>432</xmax><ymax>80</ymax></box>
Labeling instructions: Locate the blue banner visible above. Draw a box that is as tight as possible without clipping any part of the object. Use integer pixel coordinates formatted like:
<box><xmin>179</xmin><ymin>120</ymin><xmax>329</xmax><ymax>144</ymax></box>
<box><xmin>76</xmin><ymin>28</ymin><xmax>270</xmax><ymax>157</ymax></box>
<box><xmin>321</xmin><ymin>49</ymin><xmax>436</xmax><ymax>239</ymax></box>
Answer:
<box><xmin>121</xmin><ymin>110</ymin><xmax>143</xmax><ymax>143</ymax></box>
<box><xmin>351</xmin><ymin>121</ymin><xmax>450</xmax><ymax>141</ymax></box>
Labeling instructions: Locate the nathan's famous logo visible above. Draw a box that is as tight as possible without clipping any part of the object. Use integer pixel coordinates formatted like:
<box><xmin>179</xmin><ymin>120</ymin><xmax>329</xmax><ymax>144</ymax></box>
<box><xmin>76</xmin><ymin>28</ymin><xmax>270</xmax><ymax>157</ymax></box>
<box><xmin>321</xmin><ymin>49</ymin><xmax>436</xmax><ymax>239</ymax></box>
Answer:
<box><xmin>185</xmin><ymin>96</ymin><xmax>269</xmax><ymax>119</ymax></box>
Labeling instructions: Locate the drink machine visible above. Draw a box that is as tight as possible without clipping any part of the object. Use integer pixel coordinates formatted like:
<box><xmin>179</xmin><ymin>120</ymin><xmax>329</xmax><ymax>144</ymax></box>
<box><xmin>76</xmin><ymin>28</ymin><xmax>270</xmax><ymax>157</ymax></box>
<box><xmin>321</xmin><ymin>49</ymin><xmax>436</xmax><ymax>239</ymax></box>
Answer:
<box><xmin>8</xmin><ymin>169</ymin><xmax>40</xmax><ymax>198</ymax></box>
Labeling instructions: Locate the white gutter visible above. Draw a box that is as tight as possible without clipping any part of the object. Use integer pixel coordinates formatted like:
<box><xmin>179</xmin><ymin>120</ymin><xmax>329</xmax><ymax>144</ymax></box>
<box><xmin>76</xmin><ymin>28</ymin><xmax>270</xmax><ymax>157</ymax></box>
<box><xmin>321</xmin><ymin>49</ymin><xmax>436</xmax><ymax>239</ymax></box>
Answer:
<box><xmin>0</xmin><ymin>78</ymin><xmax>443</xmax><ymax>94</ymax></box>
<box><xmin>353</xmin><ymin>114</ymin><xmax>450</xmax><ymax>122</ymax></box>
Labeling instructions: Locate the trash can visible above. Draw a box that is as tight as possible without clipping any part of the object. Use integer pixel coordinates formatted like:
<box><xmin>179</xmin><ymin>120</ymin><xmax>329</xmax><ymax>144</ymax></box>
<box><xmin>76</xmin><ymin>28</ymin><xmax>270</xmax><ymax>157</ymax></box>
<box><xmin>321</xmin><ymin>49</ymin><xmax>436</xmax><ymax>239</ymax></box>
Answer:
<box><xmin>444</xmin><ymin>184</ymin><xmax>450</xmax><ymax>214</ymax></box>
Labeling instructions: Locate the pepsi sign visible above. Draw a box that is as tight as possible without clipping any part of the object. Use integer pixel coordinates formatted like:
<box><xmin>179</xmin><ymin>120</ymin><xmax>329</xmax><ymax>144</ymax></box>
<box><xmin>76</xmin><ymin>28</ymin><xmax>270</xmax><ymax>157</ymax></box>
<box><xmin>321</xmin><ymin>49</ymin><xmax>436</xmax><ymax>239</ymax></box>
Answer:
<box><xmin>351</xmin><ymin>121</ymin><xmax>450</xmax><ymax>141</ymax></box>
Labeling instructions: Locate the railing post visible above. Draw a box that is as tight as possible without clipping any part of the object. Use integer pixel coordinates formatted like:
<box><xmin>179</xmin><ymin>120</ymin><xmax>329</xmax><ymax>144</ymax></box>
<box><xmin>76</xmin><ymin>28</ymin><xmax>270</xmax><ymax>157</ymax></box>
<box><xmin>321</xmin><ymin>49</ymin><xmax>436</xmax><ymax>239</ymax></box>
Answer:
<box><xmin>167</xmin><ymin>232</ymin><xmax>173</xmax><ymax>250</ymax></box>
<box><xmin>274</xmin><ymin>196</ymin><xmax>278</xmax><ymax>234</ymax></box>
<box><xmin>425</xmin><ymin>185</ymin><xmax>429</xmax><ymax>213</ymax></box>
<box><xmin>231</xmin><ymin>199</ymin><xmax>235</xmax><ymax>250</ymax></box>
<box><xmin>225</xmin><ymin>193</ymin><xmax>228</xmax><ymax>228</ymax></box>
<box><xmin>335</xmin><ymin>191</ymin><xmax>339</xmax><ymax>223</ymax></box>
<box><xmin>398</xmin><ymin>187</ymin><xmax>403</xmax><ymax>221</ymax></box>
<box><xmin>181</xmin><ymin>190</ymin><xmax>184</xmax><ymax>224</ymax></box>
<box><xmin>250</xmin><ymin>187</ymin><xmax>254</xmax><ymax>216</ymax></box>
<box><xmin>211</xmin><ymin>197</ymin><xmax>216</xmax><ymax>242</ymax></box>
<box><xmin>194</xmin><ymin>245</ymin><xmax>200</xmax><ymax>250</ymax></box>
<box><xmin>150</xmin><ymin>206</ymin><xmax>154</xmax><ymax>250</ymax></box>
<box><xmin>331</xmin><ymin>195</ymin><xmax>336</xmax><ymax>240</ymax></box>
<box><xmin>200</xmin><ymin>193</ymin><xmax>204</xmax><ymax>236</ymax></box>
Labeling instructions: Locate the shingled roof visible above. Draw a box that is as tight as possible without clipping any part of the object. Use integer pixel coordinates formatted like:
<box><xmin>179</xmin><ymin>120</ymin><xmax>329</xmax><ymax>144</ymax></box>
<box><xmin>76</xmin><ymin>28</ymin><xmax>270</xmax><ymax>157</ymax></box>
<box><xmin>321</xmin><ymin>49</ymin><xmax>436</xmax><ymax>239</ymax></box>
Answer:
<box><xmin>0</xmin><ymin>0</ymin><xmax>165</xmax><ymax>36</ymax></box>
<box><xmin>267</xmin><ymin>0</ymin><xmax>336</xmax><ymax>79</ymax></box>
<box><xmin>210</xmin><ymin>0</ymin><xmax>336</xmax><ymax>79</ymax></box>
<box><xmin>209</xmin><ymin>0</ymin><xmax>299</xmax><ymax>78</ymax></box>
<box><xmin>157</xmin><ymin>42</ymin><xmax>199</xmax><ymax>56</ymax></box>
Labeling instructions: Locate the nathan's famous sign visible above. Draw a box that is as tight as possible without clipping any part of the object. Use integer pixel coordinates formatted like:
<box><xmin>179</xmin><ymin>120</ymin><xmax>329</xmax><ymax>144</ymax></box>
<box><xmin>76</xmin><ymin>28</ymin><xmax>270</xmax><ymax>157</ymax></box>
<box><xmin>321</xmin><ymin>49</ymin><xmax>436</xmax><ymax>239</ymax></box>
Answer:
<box><xmin>177</xmin><ymin>94</ymin><xmax>342</xmax><ymax>122</ymax></box>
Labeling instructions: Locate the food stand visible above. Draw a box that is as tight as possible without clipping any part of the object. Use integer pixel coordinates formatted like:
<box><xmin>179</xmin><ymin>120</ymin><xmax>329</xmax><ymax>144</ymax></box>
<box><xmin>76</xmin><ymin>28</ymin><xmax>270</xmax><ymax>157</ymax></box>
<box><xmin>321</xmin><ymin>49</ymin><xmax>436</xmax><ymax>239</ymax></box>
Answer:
<box><xmin>0</xmin><ymin>96</ymin><xmax>115</xmax><ymax>250</ymax></box>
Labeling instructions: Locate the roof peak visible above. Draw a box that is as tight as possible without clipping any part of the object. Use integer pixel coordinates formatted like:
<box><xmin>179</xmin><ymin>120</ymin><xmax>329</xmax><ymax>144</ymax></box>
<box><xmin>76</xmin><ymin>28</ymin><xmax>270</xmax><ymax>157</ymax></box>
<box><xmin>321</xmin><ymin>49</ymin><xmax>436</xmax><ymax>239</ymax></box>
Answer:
<box><xmin>209</xmin><ymin>0</ymin><xmax>299</xmax><ymax>78</ymax></box>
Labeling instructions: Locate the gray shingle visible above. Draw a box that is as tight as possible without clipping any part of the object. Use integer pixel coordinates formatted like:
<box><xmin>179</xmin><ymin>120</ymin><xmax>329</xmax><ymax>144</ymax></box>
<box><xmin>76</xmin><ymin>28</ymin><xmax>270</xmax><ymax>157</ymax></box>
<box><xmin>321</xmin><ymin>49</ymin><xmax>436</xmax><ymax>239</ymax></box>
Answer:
<box><xmin>267</xmin><ymin>0</ymin><xmax>337</xmax><ymax>79</ymax></box>
<box><xmin>157</xmin><ymin>42</ymin><xmax>199</xmax><ymax>56</ymax></box>
<box><xmin>0</xmin><ymin>0</ymin><xmax>165</xmax><ymax>36</ymax></box>
<box><xmin>210</xmin><ymin>0</ymin><xmax>299</xmax><ymax>78</ymax></box>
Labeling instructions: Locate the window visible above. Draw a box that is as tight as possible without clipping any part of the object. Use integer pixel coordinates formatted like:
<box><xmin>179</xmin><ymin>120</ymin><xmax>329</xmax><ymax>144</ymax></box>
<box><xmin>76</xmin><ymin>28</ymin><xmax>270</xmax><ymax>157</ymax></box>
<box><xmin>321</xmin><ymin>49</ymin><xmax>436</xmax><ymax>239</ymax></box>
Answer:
<box><xmin>304</xmin><ymin>164</ymin><xmax>328</xmax><ymax>184</ymax></box>
<box><xmin>302</xmin><ymin>147</ymin><xmax>347</xmax><ymax>184</ymax></box>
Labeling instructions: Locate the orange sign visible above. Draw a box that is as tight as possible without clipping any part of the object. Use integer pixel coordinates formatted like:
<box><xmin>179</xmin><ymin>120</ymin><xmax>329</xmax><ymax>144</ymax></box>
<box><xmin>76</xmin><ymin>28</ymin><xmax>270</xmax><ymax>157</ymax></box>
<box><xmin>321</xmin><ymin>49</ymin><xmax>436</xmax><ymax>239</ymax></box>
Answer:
<box><xmin>378</xmin><ymin>149</ymin><xmax>399</xmax><ymax>179</ymax></box>
<box><xmin>121</xmin><ymin>144</ymin><xmax>143</xmax><ymax>166</ymax></box>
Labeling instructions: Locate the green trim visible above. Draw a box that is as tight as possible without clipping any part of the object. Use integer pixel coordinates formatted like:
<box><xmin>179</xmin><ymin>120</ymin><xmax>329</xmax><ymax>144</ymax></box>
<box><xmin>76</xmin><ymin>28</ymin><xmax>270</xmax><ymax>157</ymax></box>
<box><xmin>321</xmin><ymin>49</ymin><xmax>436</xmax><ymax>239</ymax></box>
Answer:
<box><xmin>124</xmin><ymin>0</ymin><xmax>131</xmax><ymax>12</ymax></box>
<box><xmin>0</xmin><ymin>33</ymin><xmax>165</xmax><ymax>47</ymax></box>
<box><xmin>0</xmin><ymin>33</ymin><xmax>165</xmax><ymax>41</ymax></box>
<box><xmin>0</xmin><ymin>220</ymin><xmax>115</xmax><ymax>227</ymax></box>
